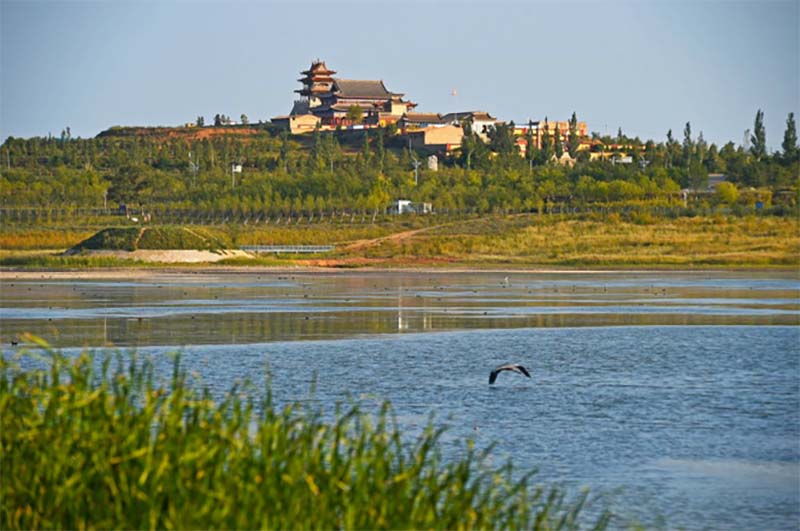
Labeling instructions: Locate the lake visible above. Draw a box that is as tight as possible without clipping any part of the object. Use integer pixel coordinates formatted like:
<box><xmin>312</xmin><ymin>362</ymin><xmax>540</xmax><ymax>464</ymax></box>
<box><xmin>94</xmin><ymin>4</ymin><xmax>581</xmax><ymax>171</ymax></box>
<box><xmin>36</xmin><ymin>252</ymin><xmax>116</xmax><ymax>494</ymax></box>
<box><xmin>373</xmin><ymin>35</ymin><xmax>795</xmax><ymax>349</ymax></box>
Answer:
<box><xmin>2</xmin><ymin>270</ymin><xmax>799</xmax><ymax>529</ymax></box>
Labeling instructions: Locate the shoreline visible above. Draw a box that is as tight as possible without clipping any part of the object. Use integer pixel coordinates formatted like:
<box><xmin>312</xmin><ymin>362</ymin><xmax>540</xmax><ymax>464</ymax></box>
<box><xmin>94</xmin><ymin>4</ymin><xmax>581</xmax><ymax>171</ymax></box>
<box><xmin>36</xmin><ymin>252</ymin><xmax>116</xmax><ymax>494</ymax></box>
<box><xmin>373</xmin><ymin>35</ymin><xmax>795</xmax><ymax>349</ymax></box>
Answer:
<box><xmin>2</xmin><ymin>265</ymin><xmax>798</xmax><ymax>281</ymax></box>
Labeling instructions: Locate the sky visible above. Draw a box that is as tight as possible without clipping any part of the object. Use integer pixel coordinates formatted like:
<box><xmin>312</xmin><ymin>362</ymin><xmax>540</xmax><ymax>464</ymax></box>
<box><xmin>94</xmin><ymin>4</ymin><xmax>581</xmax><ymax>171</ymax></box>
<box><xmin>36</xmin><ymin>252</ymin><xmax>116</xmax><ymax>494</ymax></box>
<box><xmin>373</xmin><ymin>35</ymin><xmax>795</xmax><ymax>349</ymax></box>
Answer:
<box><xmin>1</xmin><ymin>0</ymin><xmax>798</xmax><ymax>149</ymax></box>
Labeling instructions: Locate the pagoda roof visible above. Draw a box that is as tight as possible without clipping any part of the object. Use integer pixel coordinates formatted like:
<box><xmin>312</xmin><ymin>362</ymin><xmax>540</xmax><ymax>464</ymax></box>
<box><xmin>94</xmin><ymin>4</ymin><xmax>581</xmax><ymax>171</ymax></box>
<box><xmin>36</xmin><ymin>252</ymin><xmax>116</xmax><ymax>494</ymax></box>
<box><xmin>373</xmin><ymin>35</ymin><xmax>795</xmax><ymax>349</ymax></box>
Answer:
<box><xmin>295</xmin><ymin>85</ymin><xmax>332</xmax><ymax>94</ymax></box>
<box><xmin>331</xmin><ymin>78</ymin><xmax>403</xmax><ymax>99</ymax></box>
<box><xmin>301</xmin><ymin>61</ymin><xmax>336</xmax><ymax>76</ymax></box>
<box><xmin>297</xmin><ymin>76</ymin><xmax>333</xmax><ymax>82</ymax></box>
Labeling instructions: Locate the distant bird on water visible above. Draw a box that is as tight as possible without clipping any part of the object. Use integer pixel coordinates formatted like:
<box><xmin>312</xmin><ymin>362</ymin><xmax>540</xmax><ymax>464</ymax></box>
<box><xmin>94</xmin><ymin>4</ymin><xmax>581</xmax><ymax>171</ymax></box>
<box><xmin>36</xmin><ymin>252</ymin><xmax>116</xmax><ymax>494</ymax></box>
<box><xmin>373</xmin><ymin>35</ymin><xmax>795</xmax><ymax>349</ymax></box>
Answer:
<box><xmin>489</xmin><ymin>363</ymin><xmax>531</xmax><ymax>384</ymax></box>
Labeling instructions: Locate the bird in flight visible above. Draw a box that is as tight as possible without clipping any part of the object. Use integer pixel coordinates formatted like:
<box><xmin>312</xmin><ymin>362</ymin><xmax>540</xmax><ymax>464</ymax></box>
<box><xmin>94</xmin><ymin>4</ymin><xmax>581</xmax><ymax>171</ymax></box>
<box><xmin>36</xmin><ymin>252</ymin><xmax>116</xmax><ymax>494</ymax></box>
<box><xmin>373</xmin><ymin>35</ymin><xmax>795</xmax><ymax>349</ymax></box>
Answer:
<box><xmin>489</xmin><ymin>363</ymin><xmax>531</xmax><ymax>384</ymax></box>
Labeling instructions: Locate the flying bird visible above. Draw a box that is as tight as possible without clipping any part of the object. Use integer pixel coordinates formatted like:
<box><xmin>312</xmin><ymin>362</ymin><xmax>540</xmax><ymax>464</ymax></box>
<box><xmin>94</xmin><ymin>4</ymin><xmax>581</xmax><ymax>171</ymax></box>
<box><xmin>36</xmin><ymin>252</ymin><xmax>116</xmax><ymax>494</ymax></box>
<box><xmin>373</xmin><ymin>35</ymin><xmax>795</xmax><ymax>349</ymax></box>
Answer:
<box><xmin>489</xmin><ymin>363</ymin><xmax>531</xmax><ymax>385</ymax></box>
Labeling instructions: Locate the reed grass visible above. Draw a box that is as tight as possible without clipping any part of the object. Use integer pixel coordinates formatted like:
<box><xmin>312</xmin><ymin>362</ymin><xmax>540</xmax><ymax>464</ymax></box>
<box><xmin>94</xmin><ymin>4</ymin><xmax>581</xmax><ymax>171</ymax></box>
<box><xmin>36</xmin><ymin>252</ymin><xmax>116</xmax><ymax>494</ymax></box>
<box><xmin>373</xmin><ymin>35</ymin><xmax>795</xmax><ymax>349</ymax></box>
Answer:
<box><xmin>1</xmin><ymin>337</ymin><xmax>609</xmax><ymax>530</ymax></box>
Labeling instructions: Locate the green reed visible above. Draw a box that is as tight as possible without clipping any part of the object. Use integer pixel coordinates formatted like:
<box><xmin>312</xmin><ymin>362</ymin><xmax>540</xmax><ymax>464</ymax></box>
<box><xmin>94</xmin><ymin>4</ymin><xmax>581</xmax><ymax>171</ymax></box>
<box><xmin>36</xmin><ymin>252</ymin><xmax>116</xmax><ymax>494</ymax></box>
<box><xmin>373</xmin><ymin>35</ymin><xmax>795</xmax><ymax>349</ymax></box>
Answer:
<box><xmin>1</xmin><ymin>337</ymin><xmax>609</xmax><ymax>530</ymax></box>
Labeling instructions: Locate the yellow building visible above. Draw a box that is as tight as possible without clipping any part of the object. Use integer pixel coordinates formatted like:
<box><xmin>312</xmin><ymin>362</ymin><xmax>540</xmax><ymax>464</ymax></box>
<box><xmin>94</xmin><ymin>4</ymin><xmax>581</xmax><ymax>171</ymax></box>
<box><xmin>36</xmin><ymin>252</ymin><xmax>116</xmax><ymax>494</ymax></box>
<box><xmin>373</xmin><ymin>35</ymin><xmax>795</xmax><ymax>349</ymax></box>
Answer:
<box><xmin>271</xmin><ymin>114</ymin><xmax>321</xmax><ymax>134</ymax></box>
<box><xmin>407</xmin><ymin>124</ymin><xmax>463</xmax><ymax>151</ymax></box>
<box><xmin>514</xmin><ymin>120</ymin><xmax>588</xmax><ymax>149</ymax></box>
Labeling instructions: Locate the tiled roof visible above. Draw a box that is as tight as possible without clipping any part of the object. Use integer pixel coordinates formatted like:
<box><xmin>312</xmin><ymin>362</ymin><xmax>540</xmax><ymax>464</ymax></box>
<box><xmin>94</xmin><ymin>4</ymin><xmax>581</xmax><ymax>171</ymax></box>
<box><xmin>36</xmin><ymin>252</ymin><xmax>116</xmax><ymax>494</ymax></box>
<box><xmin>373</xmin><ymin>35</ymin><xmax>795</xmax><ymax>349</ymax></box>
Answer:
<box><xmin>402</xmin><ymin>113</ymin><xmax>444</xmax><ymax>123</ymax></box>
<box><xmin>302</xmin><ymin>61</ymin><xmax>336</xmax><ymax>75</ymax></box>
<box><xmin>441</xmin><ymin>111</ymin><xmax>497</xmax><ymax>122</ymax></box>
<box><xmin>332</xmin><ymin>79</ymin><xmax>401</xmax><ymax>99</ymax></box>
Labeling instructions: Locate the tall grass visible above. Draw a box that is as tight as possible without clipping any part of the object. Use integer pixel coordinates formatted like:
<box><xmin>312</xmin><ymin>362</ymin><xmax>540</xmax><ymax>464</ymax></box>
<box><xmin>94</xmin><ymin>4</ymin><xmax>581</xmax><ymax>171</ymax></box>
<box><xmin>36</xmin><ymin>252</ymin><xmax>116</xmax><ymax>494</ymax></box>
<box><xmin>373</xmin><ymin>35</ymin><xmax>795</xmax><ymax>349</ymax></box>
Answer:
<box><xmin>355</xmin><ymin>214</ymin><xmax>800</xmax><ymax>267</ymax></box>
<box><xmin>1</xmin><ymin>337</ymin><xmax>608</xmax><ymax>530</ymax></box>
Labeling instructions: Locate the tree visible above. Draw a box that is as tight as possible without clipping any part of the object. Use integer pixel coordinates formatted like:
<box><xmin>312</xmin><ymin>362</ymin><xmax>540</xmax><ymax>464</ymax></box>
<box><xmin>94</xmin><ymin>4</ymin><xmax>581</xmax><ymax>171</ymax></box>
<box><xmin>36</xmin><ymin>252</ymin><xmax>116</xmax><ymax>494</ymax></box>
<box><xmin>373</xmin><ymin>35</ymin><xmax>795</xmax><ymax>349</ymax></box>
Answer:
<box><xmin>525</xmin><ymin>123</ymin><xmax>536</xmax><ymax>170</ymax></box>
<box><xmin>487</xmin><ymin>122</ymin><xmax>516</xmax><ymax>158</ymax></box>
<box><xmin>682</xmin><ymin>121</ymin><xmax>693</xmax><ymax>167</ymax></box>
<box><xmin>375</xmin><ymin>127</ymin><xmax>385</xmax><ymax>170</ymax></box>
<box><xmin>214</xmin><ymin>114</ymin><xmax>222</xmax><ymax>127</ymax></box>
<box><xmin>196</xmin><ymin>116</ymin><xmax>205</xmax><ymax>127</ymax></box>
<box><xmin>361</xmin><ymin>130</ymin><xmax>371</xmax><ymax>164</ymax></box>
<box><xmin>751</xmin><ymin>109</ymin><xmax>766</xmax><ymax>161</ymax></box>
<box><xmin>567</xmin><ymin>112</ymin><xmax>580</xmax><ymax>157</ymax></box>
<box><xmin>346</xmin><ymin>105</ymin><xmax>364</xmax><ymax>124</ymax></box>
<box><xmin>715</xmin><ymin>181</ymin><xmax>739</xmax><ymax>206</ymax></box>
<box><xmin>539</xmin><ymin>118</ymin><xmax>553</xmax><ymax>164</ymax></box>
<box><xmin>696</xmin><ymin>131</ymin><xmax>707</xmax><ymax>166</ymax></box>
<box><xmin>240</xmin><ymin>114</ymin><xmax>249</xmax><ymax>125</ymax></box>
<box><xmin>554</xmin><ymin>124</ymin><xmax>564</xmax><ymax>159</ymax></box>
<box><xmin>460</xmin><ymin>121</ymin><xmax>479</xmax><ymax>170</ymax></box>
<box><xmin>279</xmin><ymin>130</ymin><xmax>290</xmax><ymax>173</ymax></box>
<box><xmin>666</xmin><ymin>129</ymin><xmax>678</xmax><ymax>168</ymax></box>
<box><xmin>781</xmin><ymin>112</ymin><xmax>798</xmax><ymax>164</ymax></box>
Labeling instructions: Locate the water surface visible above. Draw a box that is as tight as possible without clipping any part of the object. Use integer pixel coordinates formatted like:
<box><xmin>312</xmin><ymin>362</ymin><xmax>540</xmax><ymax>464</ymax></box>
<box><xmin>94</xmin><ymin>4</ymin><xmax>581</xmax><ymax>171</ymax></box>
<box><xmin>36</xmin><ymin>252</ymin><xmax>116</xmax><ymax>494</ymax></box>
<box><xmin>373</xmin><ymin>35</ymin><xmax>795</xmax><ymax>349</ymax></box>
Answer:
<box><xmin>2</xmin><ymin>271</ymin><xmax>798</xmax><ymax>529</ymax></box>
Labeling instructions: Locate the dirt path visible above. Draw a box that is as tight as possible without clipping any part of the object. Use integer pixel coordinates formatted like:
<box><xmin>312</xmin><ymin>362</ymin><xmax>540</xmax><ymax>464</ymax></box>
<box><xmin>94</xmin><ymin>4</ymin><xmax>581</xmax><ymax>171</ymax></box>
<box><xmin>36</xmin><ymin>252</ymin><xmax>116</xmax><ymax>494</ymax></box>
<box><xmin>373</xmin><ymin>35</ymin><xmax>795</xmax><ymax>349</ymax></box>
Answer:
<box><xmin>341</xmin><ymin>220</ymin><xmax>457</xmax><ymax>252</ymax></box>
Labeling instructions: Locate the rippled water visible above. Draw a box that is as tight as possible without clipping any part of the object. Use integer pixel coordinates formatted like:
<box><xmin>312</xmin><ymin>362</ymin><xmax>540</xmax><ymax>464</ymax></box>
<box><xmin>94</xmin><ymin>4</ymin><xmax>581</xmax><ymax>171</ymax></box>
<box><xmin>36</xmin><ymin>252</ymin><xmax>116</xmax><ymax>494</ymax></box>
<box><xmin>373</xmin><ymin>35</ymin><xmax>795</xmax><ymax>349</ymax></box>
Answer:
<box><xmin>2</xmin><ymin>271</ymin><xmax>799</xmax><ymax>529</ymax></box>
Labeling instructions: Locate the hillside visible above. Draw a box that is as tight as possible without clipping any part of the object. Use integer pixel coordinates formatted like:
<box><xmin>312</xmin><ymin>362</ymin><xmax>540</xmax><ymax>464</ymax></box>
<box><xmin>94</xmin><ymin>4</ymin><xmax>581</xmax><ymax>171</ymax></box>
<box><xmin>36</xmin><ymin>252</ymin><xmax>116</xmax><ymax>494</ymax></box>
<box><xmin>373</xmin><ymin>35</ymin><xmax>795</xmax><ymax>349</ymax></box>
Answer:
<box><xmin>69</xmin><ymin>226</ymin><xmax>231</xmax><ymax>252</ymax></box>
<box><xmin>95</xmin><ymin>125</ymin><xmax>275</xmax><ymax>141</ymax></box>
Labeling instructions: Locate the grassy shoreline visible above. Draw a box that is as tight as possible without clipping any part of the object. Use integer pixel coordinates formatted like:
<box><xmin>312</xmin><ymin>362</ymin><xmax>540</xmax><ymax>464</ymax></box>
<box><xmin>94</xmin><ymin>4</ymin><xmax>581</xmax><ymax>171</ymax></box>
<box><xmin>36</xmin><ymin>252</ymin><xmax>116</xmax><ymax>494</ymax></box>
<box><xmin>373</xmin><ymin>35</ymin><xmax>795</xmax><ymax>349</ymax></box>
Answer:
<box><xmin>2</xmin><ymin>214</ymin><xmax>797</xmax><ymax>270</ymax></box>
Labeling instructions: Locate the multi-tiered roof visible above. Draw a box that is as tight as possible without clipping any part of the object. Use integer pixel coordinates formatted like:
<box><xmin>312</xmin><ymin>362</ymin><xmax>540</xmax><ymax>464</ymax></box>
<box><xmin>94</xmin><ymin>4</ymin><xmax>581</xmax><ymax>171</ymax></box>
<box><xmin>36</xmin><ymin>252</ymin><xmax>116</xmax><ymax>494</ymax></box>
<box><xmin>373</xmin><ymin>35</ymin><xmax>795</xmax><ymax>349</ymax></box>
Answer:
<box><xmin>295</xmin><ymin>60</ymin><xmax>336</xmax><ymax>99</ymax></box>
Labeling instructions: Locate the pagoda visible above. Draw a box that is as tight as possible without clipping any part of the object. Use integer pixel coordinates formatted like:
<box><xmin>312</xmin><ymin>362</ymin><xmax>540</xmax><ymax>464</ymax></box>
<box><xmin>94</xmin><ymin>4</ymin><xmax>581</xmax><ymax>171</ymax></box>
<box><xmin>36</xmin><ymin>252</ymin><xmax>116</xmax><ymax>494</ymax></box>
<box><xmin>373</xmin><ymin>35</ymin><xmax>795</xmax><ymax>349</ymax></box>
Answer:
<box><xmin>295</xmin><ymin>60</ymin><xmax>336</xmax><ymax>110</ymax></box>
<box><xmin>291</xmin><ymin>60</ymin><xmax>416</xmax><ymax>126</ymax></box>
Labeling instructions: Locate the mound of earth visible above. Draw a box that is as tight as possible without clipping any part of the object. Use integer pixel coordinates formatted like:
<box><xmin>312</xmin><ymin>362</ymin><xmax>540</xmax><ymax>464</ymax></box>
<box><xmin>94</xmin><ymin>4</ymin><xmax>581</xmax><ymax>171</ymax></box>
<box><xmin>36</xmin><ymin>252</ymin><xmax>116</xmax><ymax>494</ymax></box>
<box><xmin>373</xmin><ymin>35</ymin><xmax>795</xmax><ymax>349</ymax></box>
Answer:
<box><xmin>65</xmin><ymin>227</ymin><xmax>251</xmax><ymax>263</ymax></box>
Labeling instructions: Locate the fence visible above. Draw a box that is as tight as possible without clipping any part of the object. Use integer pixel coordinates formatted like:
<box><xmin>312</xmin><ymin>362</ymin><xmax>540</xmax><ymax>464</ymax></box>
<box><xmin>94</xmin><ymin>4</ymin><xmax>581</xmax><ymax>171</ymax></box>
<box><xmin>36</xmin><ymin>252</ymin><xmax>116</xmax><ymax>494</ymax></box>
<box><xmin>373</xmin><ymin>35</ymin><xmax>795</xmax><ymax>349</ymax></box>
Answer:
<box><xmin>240</xmin><ymin>245</ymin><xmax>335</xmax><ymax>254</ymax></box>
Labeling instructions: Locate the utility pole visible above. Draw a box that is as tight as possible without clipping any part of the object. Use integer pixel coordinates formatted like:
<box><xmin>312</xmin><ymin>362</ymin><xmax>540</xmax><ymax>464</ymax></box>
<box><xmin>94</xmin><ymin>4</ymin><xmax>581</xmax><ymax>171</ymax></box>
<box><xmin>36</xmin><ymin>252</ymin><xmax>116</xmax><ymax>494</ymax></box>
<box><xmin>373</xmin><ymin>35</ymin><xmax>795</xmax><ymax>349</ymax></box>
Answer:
<box><xmin>411</xmin><ymin>155</ymin><xmax>421</xmax><ymax>186</ymax></box>
<box><xmin>188</xmin><ymin>152</ymin><xmax>198</xmax><ymax>186</ymax></box>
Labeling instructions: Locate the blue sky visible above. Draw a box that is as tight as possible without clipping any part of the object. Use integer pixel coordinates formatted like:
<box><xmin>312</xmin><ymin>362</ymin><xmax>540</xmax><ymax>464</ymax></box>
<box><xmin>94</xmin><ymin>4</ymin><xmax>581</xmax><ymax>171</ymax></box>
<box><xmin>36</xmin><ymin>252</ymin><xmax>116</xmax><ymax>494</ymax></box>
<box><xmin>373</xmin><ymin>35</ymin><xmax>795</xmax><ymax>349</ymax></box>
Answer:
<box><xmin>2</xmin><ymin>1</ymin><xmax>798</xmax><ymax>148</ymax></box>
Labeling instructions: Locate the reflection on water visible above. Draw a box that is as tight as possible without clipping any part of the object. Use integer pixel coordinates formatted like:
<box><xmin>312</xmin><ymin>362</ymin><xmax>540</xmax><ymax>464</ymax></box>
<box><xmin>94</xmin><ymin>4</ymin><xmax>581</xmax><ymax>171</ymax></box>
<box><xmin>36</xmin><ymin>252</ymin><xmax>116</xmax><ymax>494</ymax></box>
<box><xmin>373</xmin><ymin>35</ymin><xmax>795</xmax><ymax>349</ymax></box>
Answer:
<box><xmin>2</xmin><ymin>271</ymin><xmax>798</xmax><ymax>348</ymax></box>
<box><xmin>2</xmin><ymin>271</ymin><xmax>799</xmax><ymax>530</ymax></box>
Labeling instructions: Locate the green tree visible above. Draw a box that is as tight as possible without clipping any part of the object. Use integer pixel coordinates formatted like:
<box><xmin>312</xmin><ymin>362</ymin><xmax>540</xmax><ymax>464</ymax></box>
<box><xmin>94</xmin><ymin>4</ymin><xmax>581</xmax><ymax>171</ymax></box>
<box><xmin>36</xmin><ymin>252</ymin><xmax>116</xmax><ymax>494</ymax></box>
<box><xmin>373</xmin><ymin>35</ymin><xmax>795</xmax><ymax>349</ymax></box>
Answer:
<box><xmin>567</xmin><ymin>112</ymin><xmax>580</xmax><ymax>157</ymax></box>
<box><xmin>554</xmin><ymin>124</ymin><xmax>564</xmax><ymax>159</ymax></box>
<box><xmin>279</xmin><ymin>130</ymin><xmax>290</xmax><ymax>173</ymax></box>
<box><xmin>539</xmin><ymin>118</ymin><xmax>553</xmax><ymax>164</ymax></box>
<box><xmin>361</xmin><ymin>130</ymin><xmax>371</xmax><ymax>164</ymax></box>
<box><xmin>240</xmin><ymin>114</ymin><xmax>249</xmax><ymax>125</ymax></box>
<box><xmin>525</xmin><ymin>123</ymin><xmax>536</xmax><ymax>171</ymax></box>
<box><xmin>715</xmin><ymin>181</ymin><xmax>739</xmax><ymax>206</ymax></box>
<box><xmin>346</xmin><ymin>105</ymin><xmax>364</xmax><ymax>124</ymax></box>
<box><xmin>375</xmin><ymin>127</ymin><xmax>385</xmax><ymax>171</ymax></box>
<box><xmin>781</xmin><ymin>112</ymin><xmax>798</xmax><ymax>164</ymax></box>
<box><xmin>682</xmin><ymin>122</ymin><xmax>693</xmax><ymax>167</ymax></box>
<box><xmin>666</xmin><ymin>129</ymin><xmax>678</xmax><ymax>168</ymax></box>
<box><xmin>487</xmin><ymin>122</ymin><xmax>516</xmax><ymax>158</ymax></box>
<box><xmin>751</xmin><ymin>109</ymin><xmax>766</xmax><ymax>161</ymax></box>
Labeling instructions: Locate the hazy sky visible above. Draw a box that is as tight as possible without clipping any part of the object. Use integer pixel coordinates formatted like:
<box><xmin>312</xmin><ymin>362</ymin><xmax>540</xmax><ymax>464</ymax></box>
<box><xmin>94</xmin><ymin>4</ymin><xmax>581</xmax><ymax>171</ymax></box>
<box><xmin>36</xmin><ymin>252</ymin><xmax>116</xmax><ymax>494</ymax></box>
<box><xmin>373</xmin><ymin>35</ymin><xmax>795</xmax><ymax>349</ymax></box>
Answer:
<box><xmin>2</xmin><ymin>0</ymin><xmax>798</xmax><ymax>148</ymax></box>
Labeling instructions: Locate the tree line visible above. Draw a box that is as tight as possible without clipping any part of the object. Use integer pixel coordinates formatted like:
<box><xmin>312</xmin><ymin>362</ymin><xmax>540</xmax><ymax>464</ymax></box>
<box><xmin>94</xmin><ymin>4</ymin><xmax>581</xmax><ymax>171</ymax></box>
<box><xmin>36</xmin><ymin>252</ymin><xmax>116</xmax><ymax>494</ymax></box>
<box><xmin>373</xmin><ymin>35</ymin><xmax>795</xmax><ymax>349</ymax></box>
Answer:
<box><xmin>1</xmin><ymin>110</ymin><xmax>796</xmax><ymax>215</ymax></box>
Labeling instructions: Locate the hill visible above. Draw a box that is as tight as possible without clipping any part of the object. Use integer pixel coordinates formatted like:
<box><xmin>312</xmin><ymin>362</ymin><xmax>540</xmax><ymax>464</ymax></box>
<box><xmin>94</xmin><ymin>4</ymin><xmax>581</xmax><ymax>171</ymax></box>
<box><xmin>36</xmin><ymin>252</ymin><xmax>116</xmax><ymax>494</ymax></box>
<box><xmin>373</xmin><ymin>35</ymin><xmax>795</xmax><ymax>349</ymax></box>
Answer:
<box><xmin>68</xmin><ymin>226</ymin><xmax>231</xmax><ymax>252</ymax></box>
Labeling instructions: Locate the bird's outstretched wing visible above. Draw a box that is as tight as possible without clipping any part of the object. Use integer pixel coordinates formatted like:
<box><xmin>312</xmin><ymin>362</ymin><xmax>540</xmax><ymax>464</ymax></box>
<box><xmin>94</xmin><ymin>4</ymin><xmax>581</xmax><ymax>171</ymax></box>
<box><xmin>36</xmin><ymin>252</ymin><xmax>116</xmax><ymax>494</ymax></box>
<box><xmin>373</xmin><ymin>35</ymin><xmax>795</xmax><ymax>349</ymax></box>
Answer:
<box><xmin>489</xmin><ymin>370</ymin><xmax>499</xmax><ymax>385</ymax></box>
<box><xmin>516</xmin><ymin>365</ymin><xmax>531</xmax><ymax>378</ymax></box>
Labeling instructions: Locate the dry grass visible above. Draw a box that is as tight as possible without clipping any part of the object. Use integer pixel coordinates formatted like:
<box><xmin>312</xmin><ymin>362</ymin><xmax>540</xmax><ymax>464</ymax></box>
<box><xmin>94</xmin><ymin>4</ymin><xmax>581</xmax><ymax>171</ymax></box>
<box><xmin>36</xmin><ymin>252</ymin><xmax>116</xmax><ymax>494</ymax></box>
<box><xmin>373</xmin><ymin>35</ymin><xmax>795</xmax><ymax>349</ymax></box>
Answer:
<box><xmin>2</xmin><ymin>215</ymin><xmax>797</xmax><ymax>268</ymax></box>
<box><xmin>0</xmin><ymin>229</ymin><xmax>95</xmax><ymax>250</ymax></box>
<box><xmin>349</xmin><ymin>215</ymin><xmax>800</xmax><ymax>267</ymax></box>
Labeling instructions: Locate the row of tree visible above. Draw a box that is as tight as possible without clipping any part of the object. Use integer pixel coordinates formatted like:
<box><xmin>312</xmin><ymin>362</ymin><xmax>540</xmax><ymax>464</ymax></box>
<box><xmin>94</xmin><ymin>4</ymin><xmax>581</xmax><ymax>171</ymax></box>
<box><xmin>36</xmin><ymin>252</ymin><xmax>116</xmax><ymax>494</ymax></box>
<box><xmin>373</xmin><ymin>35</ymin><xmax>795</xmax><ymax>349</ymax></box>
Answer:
<box><xmin>1</xmin><ymin>111</ymin><xmax>796</xmax><ymax>214</ymax></box>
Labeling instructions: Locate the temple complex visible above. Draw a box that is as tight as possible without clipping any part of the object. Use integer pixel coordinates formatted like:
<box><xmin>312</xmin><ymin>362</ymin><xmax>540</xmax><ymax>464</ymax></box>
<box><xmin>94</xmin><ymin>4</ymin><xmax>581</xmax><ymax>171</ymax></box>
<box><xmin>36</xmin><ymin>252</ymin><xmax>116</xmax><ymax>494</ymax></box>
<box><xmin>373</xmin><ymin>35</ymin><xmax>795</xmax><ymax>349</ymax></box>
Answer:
<box><xmin>272</xmin><ymin>59</ymin><xmax>589</xmax><ymax>162</ymax></box>
<box><xmin>288</xmin><ymin>60</ymin><xmax>416</xmax><ymax>126</ymax></box>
